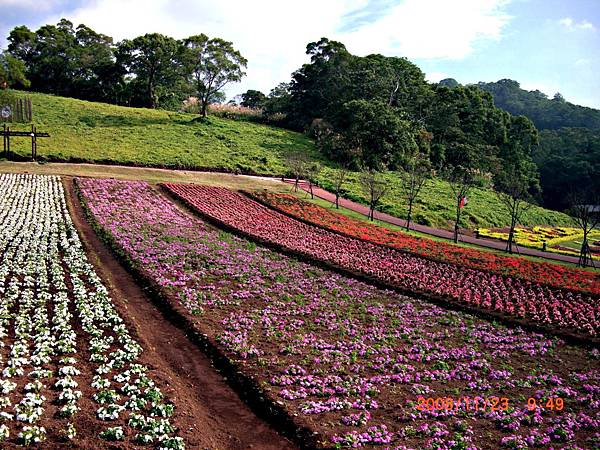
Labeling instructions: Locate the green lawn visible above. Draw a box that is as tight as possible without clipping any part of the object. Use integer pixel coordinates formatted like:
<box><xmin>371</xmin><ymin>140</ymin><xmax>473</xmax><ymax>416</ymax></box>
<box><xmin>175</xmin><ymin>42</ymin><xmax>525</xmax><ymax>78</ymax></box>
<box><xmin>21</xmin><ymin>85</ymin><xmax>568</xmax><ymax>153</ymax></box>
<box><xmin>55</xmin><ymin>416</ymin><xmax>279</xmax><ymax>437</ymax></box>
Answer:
<box><xmin>2</xmin><ymin>90</ymin><xmax>574</xmax><ymax>229</ymax></box>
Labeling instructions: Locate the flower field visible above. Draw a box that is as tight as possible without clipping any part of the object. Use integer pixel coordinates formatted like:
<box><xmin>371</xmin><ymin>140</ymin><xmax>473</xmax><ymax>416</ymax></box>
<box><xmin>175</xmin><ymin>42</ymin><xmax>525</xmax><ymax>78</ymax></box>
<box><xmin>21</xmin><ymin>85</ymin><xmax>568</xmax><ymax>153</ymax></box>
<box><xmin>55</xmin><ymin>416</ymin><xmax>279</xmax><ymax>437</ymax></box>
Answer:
<box><xmin>76</xmin><ymin>178</ymin><xmax>600</xmax><ymax>449</ymax></box>
<box><xmin>163</xmin><ymin>184</ymin><xmax>600</xmax><ymax>339</ymax></box>
<box><xmin>246</xmin><ymin>191</ymin><xmax>600</xmax><ymax>295</ymax></box>
<box><xmin>0</xmin><ymin>174</ymin><xmax>184</xmax><ymax>448</ymax></box>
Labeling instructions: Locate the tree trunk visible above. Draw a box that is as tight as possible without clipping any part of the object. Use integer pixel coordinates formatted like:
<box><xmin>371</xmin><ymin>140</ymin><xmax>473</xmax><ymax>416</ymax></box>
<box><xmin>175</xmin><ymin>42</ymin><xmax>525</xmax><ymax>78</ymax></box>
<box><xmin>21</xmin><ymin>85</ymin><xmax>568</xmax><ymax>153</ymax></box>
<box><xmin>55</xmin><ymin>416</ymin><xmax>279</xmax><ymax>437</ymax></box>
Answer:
<box><xmin>579</xmin><ymin>229</ymin><xmax>590</xmax><ymax>267</ymax></box>
<box><xmin>309</xmin><ymin>181</ymin><xmax>314</xmax><ymax>199</ymax></box>
<box><xmin>454</xmin><ymin>199</ymin><xmax>461</xmax><ymax>243</ymax></box>
<box><xmin>335</xmin><ymin>192</ymin><xmax>339</xmax><ymax>209</ymax></box>
<box><xmin>201</xmin><ymin>99</ymin><xmax>208</xmax><ymax>118</ymax></box>
<box><xmin>406</xmin><ymin>198</ymin><xmax>413</xmax><ymax>232</ymax></box>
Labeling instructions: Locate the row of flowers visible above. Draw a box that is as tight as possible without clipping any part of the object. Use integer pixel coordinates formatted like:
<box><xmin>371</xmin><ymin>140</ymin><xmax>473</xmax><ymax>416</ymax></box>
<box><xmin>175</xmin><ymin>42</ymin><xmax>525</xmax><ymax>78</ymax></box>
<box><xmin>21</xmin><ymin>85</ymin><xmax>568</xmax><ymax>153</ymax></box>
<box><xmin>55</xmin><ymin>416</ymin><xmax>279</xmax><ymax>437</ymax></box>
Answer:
<box><xmin>77</xmin><ymin>178</ymin><xmax>600</xmax><ymax>449</ymax></box>
<box><xmin>164</xmin><ymin>184</ymin><xmax>599</xmax><ymax>338</ymax></box>
<box><xmin>246</xmin><ymin>191</ymin><xmax>600</xmax><ymax>294</ymax></box>
<box><xmin>0</xmin><ymin>174</ymin><xmax>184</xmax><ymax>448</ymax></box>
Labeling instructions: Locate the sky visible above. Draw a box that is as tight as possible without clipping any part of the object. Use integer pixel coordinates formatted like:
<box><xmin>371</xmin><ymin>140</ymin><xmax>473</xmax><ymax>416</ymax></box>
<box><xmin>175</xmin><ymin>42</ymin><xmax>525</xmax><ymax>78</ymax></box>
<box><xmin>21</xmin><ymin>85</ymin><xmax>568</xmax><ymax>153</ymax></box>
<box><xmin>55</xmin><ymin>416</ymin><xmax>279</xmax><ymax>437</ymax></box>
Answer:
<box><xmin>0</xmin><ymin>0</ymin><xmax>598</xmax><ymax>108</ymax></box>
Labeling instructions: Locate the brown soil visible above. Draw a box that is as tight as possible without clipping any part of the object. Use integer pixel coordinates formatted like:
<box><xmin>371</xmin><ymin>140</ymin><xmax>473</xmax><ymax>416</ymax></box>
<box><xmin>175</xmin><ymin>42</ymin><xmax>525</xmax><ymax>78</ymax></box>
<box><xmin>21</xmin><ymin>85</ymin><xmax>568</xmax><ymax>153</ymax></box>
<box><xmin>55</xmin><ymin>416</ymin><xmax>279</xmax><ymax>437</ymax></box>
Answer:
<box><xmin>61</xmin><ymin>177</ymin><xmax>296</xmax><ymax>450</ymax></box>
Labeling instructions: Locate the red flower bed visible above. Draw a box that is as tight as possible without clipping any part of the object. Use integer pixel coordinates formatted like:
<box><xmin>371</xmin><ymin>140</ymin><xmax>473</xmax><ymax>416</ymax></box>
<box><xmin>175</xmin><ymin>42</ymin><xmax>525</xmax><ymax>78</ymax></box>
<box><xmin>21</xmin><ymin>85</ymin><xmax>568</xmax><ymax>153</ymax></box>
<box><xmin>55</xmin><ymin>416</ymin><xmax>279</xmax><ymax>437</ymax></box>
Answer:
<box><xmin>247</xmin><ymin>191</ymin><xmax>600</xmax><ymax>296</ymax></box>
<box><xmin>163</xmin><ymin>183</ymin><xmax>600</xmax><ymax>339</ymax></box>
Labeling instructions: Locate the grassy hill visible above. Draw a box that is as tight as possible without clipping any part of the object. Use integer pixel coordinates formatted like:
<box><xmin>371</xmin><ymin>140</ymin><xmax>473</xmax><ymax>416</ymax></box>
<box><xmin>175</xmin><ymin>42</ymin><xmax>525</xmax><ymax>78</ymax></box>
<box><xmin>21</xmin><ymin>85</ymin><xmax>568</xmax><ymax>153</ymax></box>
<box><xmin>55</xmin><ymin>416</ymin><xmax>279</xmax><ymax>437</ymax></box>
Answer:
<box><xmin>5</xmin><ymin>91</ymin><xmax>320</xmax><ymax>173</ymax></box>
<box><xmin>2</xmin><ymin>90</ymin><xmax>574</xmax><ymax>229</ymax></box>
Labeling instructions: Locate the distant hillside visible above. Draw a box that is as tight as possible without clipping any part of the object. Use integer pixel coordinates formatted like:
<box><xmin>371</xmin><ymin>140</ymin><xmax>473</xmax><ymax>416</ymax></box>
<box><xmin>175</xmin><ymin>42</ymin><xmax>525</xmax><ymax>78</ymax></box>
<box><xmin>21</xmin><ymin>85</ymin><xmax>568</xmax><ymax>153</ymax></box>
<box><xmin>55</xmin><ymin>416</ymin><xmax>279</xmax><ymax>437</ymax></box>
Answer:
<box><xmin>0</xmin><ymin>90</ymin><xmax>574</xmax><ymax>229</ymax></box>
<box><xmin>476</xmin><ymin>79</ymin><xmax>600</xmax><ymax>130</ymax></box>
<box><xmin>439</xmin><ymin>78</ymin><xmax>600</xmax><ymax>210</ymax></box>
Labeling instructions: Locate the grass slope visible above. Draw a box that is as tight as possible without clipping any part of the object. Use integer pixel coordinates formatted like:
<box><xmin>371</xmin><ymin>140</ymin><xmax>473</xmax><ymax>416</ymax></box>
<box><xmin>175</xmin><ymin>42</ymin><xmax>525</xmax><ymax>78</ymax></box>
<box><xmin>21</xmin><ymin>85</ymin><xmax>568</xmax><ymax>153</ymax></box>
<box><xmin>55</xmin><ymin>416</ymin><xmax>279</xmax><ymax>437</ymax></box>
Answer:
<box><xmin>3</xmin><ymin>90</ymin><xmax>573</xmax><ymax>229</ymax></box>
<box><xmin>6</xmin><ymin>90</ymin><xmax>320</xmax><ymax>173</ymax></box>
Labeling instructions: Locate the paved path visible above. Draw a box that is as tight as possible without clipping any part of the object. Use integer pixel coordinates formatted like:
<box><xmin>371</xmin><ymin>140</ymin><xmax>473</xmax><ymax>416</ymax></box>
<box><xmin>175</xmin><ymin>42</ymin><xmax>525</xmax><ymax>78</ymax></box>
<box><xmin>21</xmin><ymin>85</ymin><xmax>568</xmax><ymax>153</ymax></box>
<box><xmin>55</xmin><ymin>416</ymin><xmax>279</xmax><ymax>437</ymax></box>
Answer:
<box><xmin>284</xmin><ymin>179</ymin><xmax>585</xmax><ymax>266</ymax></box>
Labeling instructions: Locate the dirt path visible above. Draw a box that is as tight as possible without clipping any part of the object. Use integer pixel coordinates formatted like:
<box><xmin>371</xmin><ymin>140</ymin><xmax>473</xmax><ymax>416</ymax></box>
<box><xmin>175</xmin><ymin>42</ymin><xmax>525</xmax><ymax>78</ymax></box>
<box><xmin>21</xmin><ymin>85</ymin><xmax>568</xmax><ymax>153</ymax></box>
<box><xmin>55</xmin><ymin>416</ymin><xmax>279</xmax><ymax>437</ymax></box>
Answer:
<box><xmin>63</xmin><ymin>177</ymin><xmax>296</xmax><ymax>450</ymax></box>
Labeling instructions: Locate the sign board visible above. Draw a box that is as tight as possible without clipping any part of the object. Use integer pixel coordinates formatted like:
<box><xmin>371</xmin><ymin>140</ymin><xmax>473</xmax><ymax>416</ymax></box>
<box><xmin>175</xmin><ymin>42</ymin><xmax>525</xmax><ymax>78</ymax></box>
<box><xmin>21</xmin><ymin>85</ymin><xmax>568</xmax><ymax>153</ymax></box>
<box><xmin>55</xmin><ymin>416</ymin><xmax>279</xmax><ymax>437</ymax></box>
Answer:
<box><xmin>1</xmin><ymin>106</ymin><xmax>12</xmax><ymax>120</ymax></box>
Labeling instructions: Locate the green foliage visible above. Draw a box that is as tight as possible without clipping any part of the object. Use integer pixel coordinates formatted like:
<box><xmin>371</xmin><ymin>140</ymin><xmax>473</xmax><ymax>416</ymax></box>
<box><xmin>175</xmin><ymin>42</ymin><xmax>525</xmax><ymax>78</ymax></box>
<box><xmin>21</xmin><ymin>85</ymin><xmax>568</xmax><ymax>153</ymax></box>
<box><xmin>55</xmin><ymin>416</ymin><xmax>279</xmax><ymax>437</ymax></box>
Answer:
<box><xmin>8</xmin><ymin>20</ymin><xmax>121</xmax><ymax>103</ymax></box>
<box><xmin>117</xmin><ymin>33</ymin><xmax>186</xmax><ymax>109</ymax></box>
<box><xmin>240</xmin><ymin>90</ymin><xmax>266</xmax><ymax>109</ymax></box>
<box><xmin>0</xmin><ymin>51</ymin><xmax>30</xmax><ymax>89</ymax></box>
<box><xmin>479</xmin><ymin>80</ymin><xmax>600</xmax><ymax>211</ymax></box>
<box><xmin>535</xmin><ymin>128</ymin><xmax>600</xmax><ymax>210</ymax></box>
<box><xmin>182</xmin><ymin>35</ymin><xmax>247</xmax><ymax>117</ymax></box>
<box><xmin>336</xmin><ymin>99</ymin><xmax>417</xmax><ymax>170</ymax></box>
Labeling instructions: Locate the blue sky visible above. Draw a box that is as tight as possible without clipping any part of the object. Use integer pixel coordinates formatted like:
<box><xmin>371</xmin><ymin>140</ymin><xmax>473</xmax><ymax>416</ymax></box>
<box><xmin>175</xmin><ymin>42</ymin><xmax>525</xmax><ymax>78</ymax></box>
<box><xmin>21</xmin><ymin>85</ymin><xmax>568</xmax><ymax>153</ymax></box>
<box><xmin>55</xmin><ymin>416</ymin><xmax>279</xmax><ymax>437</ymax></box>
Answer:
<box><xmin>0</xmin><ymin>0</ymin><xmax>598</xmax><ymax>108</ymax></box>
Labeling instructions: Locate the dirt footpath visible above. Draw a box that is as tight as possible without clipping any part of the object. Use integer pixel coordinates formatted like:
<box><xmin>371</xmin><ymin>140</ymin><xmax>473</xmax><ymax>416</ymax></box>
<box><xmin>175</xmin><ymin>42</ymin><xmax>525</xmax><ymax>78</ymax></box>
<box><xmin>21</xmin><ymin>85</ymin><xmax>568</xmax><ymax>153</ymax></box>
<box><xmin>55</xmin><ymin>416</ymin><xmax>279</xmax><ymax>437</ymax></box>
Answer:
<box><xmin>63</xmin><ymin>177</ymin><xmax>296</xmax><ymax>450</ymax></box>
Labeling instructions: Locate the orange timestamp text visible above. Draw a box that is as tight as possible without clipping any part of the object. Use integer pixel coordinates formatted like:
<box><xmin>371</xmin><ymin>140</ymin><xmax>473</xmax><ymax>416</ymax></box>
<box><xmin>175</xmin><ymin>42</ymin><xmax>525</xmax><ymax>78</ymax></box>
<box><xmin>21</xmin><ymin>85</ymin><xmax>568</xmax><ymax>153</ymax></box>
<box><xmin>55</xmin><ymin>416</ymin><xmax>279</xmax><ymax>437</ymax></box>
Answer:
<box><xmin>416</xmin><ymin>396</ymin><xmax>565</xmax><ymax>413</ymax></box>
<box><xmin>417</xmin><ymin>396</ymin><xmax>509</xmax><ymax>412</ymax></box>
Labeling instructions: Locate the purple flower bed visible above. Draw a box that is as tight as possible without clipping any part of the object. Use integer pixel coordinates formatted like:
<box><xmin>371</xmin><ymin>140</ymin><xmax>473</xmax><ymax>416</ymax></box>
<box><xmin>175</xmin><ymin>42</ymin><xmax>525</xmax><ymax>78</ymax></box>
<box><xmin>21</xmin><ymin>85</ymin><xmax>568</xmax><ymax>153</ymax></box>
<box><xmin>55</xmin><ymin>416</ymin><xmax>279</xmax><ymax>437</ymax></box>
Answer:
<box><xmin>78</xmin><ymin>178</ymin><xmax>600</xmax><ymax>449</ymax></box>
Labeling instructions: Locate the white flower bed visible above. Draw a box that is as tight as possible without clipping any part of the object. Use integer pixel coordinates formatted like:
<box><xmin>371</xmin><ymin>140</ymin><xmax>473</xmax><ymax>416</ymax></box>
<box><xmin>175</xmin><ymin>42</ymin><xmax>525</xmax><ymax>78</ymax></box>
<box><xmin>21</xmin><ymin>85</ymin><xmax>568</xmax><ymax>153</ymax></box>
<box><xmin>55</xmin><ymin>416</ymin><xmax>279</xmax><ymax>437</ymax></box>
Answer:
<box><xmin>0</xmin><ymin>174</ymin><xmax>183</xmax><ymax>448</ymax></box>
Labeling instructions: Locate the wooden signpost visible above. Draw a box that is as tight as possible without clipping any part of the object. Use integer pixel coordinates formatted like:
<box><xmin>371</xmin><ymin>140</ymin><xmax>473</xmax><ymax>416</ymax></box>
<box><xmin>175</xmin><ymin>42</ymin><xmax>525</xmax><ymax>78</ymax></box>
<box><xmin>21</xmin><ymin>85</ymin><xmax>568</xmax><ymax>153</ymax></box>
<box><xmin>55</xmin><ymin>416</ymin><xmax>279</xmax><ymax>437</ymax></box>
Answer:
<box><xmin>2</xmin><ymin>124</ymin><xmax>50</xmax><ymax>161</ymax></box>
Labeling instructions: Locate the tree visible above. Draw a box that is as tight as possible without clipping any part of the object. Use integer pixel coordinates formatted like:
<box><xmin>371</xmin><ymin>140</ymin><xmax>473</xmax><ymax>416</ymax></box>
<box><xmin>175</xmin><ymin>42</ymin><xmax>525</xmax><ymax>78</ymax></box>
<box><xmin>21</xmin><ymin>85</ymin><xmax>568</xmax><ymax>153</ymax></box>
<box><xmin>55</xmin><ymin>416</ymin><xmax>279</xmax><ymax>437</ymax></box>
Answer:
<box><xmin>332</xmin><ymin>165</ymin><xmax>350</xmax><ymax>209</ymax></box>
<box><xmin>241</xmin><ymin>89</ymin><xmax>266</xmax><ymax>109</ymax></box>
<box><xmin>285</xmin><ymin>152</ymin><xmax>310</xmax><ymax>192</ymax></box>
<box><xmin>494</xmin><ymin>165</ymin><xmax>534</xmax><ymax>253</ymax></box>
<box><xmin>399</xmin><ymin>154</ymin><xmax>430</xmax><ymax>231</ymax></box>
<box><xmin>182</xmin><ymin>34</ymin><xmax>247</xmax><ymax>117</ymax></box>
<box><xmin>494</xmin><ymin>115</ymin><xmax>540</xmax><ymax>253</ymax></box>
<box><xmin>360</xmin><ymin>169</ymin><xmax>388</xmax><ymax>221</ymax></box>
<box><xmin>117</xmin><ymin>33</ymin><xmax>182</xmax><ymax>108</ymax></box>
<box><xmin>446</xmin><ymin>166</ymin><xmax>489</xmax><ymax>243</ymax></box>
<box><xmin>568</xmin><ymin>191</ymin><xmax>600</xmax><ymax>268</ymax></box>
<box><xmin>264</xmin><ymin>82</ymin><xmax>292</xmax><ymax>115</ymax></box>
<box><xmin>0</xmin><ymin>52</ymin><xmax>30</xmax><ymax>89</ymax></box>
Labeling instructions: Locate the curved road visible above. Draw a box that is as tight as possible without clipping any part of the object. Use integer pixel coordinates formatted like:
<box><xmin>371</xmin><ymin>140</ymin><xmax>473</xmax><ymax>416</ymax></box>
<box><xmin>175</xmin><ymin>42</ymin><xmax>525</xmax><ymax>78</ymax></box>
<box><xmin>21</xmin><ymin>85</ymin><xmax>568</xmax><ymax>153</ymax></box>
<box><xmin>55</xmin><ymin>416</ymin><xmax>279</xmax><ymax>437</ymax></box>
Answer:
<box><xmin>285</xmin><ymin>179</ymin><xmax>589</xmax><ymax>266</ymax></box>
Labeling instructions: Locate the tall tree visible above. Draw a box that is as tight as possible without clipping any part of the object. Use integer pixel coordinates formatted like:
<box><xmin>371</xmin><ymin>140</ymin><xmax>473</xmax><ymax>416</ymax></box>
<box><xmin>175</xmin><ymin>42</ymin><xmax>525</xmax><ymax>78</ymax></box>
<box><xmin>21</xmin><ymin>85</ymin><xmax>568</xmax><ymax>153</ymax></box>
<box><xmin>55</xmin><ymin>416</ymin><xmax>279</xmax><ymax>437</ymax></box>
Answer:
<box><xmin>568</xmin><ymin>191</ymin><xmax>600</xmax><ymax>268</ymax></box>
<box><xmin>285</xmin><ymin>151</ymin><xmax>310</xmax><ymax>192</ymax></box>
<box><xmin>399</xmin><ymin>154</ymin><xmax>430</xmax><ymax>231</ymax></box>
<box><xmin>494</xmin><ymin>164</ymin><xmax>534</xmax><ymax>254</ymax></box>
<box><xmin>493</xmin><ymin>114</ymin><xmax>540</xmax><ymax>251</ymax></box>
<box><xmin>182</xmin><ymin>34</ymin><xmax>247</xmax><ymax>117</ymax></box>
<box><xmin>446</xmin><ymin>166</ymin><xmax>489</xmax><ymax>243</ymax></box>
<box><xmin>117</xmin><ymin>33</ymin><xmax>183</xmax><ymax>109</ymax></box>
<box><xmin>360</xmin><ymin>169</ymin><xmax>388</xmax><ymax>221</ymax></box>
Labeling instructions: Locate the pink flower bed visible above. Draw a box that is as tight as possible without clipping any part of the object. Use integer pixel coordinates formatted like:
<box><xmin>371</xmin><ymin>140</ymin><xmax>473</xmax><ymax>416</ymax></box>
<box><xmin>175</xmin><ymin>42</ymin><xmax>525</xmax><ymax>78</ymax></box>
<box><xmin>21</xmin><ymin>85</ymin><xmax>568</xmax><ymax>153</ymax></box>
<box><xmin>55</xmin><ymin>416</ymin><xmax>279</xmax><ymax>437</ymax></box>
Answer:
<box><xmin>163</xmin><ymin>183</ymin><xmax>600</xmax><ymax>339</ymax></box>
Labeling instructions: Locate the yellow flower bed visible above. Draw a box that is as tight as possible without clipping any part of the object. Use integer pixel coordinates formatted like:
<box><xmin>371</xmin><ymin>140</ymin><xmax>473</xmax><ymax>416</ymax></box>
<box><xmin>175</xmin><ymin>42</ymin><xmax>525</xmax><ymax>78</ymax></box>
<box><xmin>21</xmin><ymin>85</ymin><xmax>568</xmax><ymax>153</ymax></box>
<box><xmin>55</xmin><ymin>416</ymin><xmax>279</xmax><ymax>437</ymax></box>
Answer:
<box><xmin>478</xmin><ymin>226</ymin><xmax>600</xmax><ymax>259</ymax></box>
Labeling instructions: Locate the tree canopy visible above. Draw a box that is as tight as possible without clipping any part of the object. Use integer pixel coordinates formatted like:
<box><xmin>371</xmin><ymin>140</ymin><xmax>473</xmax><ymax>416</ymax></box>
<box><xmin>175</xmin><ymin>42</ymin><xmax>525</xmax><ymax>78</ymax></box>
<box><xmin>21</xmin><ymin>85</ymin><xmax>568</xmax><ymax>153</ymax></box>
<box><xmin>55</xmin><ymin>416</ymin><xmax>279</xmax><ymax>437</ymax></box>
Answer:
<box><xmin>5</xmin><ymin>20</ymin><xmax>246</xmax><ymax>111</ymax></box>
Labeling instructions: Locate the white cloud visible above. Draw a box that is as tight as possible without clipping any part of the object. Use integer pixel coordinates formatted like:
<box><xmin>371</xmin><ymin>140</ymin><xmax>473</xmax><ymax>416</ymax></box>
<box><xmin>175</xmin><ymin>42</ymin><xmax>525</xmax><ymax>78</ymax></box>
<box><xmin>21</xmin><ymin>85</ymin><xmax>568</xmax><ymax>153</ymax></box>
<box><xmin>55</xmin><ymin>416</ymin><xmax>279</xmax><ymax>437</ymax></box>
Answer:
<box><xmin>34</xmin><ymin>0</ymin><xmax>512</xmax><ymax>98</ymax></box>
<box><xmin>338</xmin><ymin>0</ymin><xmax>512</xmax><ymax>60</ymax></box>
<box><xmin>575</xmin><ymin>58</ymin><xmax>591</xmax><ymax>66</ymax></box>
<box><xmin>558</xmin><ymin>17</ymin><xmax>596</xmax><ymax>31</ymax></box>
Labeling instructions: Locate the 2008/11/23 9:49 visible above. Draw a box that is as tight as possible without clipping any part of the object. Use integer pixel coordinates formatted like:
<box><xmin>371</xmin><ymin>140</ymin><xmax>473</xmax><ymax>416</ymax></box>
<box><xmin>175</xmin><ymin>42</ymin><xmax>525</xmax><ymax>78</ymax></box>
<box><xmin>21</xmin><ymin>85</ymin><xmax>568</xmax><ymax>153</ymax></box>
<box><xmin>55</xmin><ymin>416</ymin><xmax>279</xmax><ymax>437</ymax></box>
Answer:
<box><xmin>416</xmin><ymin>396</ymin><xmax>564</xmax><ymax>412</ymax></box>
